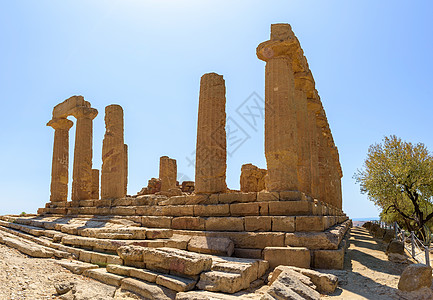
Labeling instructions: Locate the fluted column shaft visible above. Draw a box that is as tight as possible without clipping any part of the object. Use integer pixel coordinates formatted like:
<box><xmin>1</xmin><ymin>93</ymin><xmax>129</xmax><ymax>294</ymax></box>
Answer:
<box><xmin>195</xmin><ymin>72</ymin><xmax>227</xmax><ymax>193</ymax></box>
<box><xmin>47</xmin><ymin>118</ymin><xmax>73</xmax><ymax>202</ymax></box>
<box><xmin>72</xmin><ymin>107</ymin><xmax>98</xmax><ymax>201</ymax></box>
<box><xmin>295</xmin><ymin>89</ymin><xmax>311</xmax><ymax>195</ymax></box>
<box><xmin>101</xmin><ymin>105</ymin><xmax>125</xmax><ymax>199</ymax></box>
<box><xmin>264</xmin><ymin>57</ymin><xmax>298</xmax><ymax>191</ymax></box>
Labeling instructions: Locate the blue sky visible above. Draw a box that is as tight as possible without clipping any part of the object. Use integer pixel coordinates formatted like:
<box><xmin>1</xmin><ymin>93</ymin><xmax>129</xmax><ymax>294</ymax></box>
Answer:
<box><xmin>0</xmin><ymin>1</ymin><xmax>432</xmax><ymax>218</ymax></box>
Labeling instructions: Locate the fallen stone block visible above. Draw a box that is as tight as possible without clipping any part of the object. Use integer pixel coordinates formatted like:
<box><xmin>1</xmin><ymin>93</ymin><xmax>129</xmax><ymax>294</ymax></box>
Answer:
<box><xmin>266</xmin><ymin>270</ymin><xmax>320</xmax><ymax>300</ymax></box>
<box><xmin>197</xmin><ymin>271</ymin><xmax>247</xmax><ymax>294</ymax></box>
<box><xmin>187</xmin><ymin>236</ymin><xmax>234</xmax><ymax>256</ymax></box>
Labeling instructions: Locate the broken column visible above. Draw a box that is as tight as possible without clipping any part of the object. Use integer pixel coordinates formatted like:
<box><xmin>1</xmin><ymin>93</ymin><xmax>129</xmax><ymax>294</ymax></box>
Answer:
<box><xmin>91</xmin><ymin>169</ymin><xmax>99</xmax><ymax>199</ymax></box>
<box><xmin>257</xmin><ymin>24</ymin><xmax>299</xmax><ymax>191</ymax></box>
<box><xmin>195</xmin><ymin>73</ymin><xmax>227</xmax><ymax>194</ymax></box>
<box><xmin>240</xmin><ymin>164</ymin><xmax>267</xmax><ymax>192</ymax></box>
<box><xmin>159</xmin><ymin>156</ymin><xmax>177</xmax><ymax>192</ymax></box>
<box><xmin>71</xmin><ymin>106</ymin><xmax>98</xmax><ymax>201</ymax></box>
<box><xmin>47</xmin><ymin>118</ymin><xmax>74</xmax><ymax>202</ymax></box>
<box><xmin>101</xmin><ymin>105</ymin><xmax>125</xmax><ymax>199</ymax></box>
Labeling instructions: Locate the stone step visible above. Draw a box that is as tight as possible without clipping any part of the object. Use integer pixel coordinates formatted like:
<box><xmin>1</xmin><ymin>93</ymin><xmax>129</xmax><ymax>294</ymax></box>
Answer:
<box><xmin>55</xmin><ymin>259</ymin><xmax>99</xmax><ymax>274</ymax></box>
<box><xmin>107</xmin><ymin>264</ymin><xmax>196</xmax><ymax>292</ymax></box>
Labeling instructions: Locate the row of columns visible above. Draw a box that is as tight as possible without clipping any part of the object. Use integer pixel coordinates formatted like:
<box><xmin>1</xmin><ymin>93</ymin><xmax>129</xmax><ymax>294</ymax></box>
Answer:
<box><xmin>48</xmin><ymin>101</ymin><xmax>127</xmax><ymax>203</ymax></box>
<box><xmin>256</xmin><ymin>23</ymin><xmax>343</xmax><ymax>208</ymax></box>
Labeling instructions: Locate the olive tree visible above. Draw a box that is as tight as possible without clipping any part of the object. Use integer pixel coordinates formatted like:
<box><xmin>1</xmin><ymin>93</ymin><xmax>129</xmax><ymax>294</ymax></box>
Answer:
<box><xmin>354</xmin><ymin>135</ymin><xmax>433</xmax><ymax>242</ymax></box>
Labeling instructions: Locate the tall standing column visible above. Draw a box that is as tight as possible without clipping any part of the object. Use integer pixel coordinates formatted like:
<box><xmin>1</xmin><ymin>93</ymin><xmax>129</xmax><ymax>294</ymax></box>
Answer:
<box><xmin>295</xmin><ymin>89</ymin><xmax>311</xmax><ymax>195</ymax></box>
<box><xmin>257</xmin><ymin>24</ymin><xmax>299</xmax><ymax>192</ymax></box>
<box><xmin>124</xmin><ymin>144</ymin><xmax>128</xmax><ymax>196</ymax></box>
<box><xmin>195</xmin><ymin>72</ymin><xmax>227</xmax><ymax>194</ymax></box>
<box><xmin>91</xmin><ymin>169</ymin><xmax>99</xmax><ymax>199</ymax></box>
<box><xmin>71</xmin><ymin>106</ymin><xmax>98</xmax><ymax>201</ymax></box>
<box><xmin>101</xmin><ymin>105</ymin><xmax>125</xmax><ymax>199</ymax></box>
<box><xmin>159</xmin><ymin>156</ymin><xmax>177</xmax><ymax>192</ymax></box>
<box><xmin>47</xmin><ymin>118</ymin><xmax>73</xmax><ymax>202</ymax></box>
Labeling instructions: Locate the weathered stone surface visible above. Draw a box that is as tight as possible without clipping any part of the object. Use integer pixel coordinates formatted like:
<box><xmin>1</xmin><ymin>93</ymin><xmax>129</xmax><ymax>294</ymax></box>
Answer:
<box><xmin>47</xmin><ymin>118</ymin><xmax>74</xmax><ymax>202</ymax></box>
<box><xmin>263</xmin><ymin>246</ymin><xmax>310</xmax><ymax>269</ymax></box>
<box><xmin>0</xmin><ymin>234</ymin><xmax>54</xmax><ymax>258</ymax></box>
<box><xmin>270</xmin><ymin>265</ymin><xmax>338</xmax><ymax>294</ymax></box>
<box><xmin>101</xmin><ymin>105</ymin><xmax>126</xmax><ymax>199</ymax></box>
<box><xmin>117</xmin><ymin>245</ymin><xmax>145</xmax><ymax>261</ymax></box>
<box><xmin>121</xmin><ymin>277</ymin><xmax>176</xmax><ymax>300</ymax></box>
<box><xmin>266</xmin><ymin>268</ymin><xmax>320</xmax><ymax>300</ymax></box>
<box><xmin>188</xmin><ymin>236</ymin><xmax>234</xmax><ymax>256</ymax></box>
<box><xmin>194</xmin><ymin>204</ymin><xmax>230</xmax><ymax>217</ymax></box>
<box><xmin>142</xmin><ymin>247</ymin><xmax>212</xmax><ymax>276</ymax></box>
<box><xmin>230</xmin><ymin>203</ymin><xmax>259</xmax><ymax>216</ymax></box>
<box><xmin>106</xmin><ymin>264</ymin><xmax>134</xmax><ymax>276</ymax></box>
<box><xmin>156</xmin><ymin>273</ymin><xmax>197</xmax><ymax>292</ymax></box>
<box><xmin>272</xmin><ymin>216</ymin><xmax>295</xmax><ymax>232</ymax></box>
<box><xmin>91</xmin><ymin>169</ymin><xmax>99</xmax><ymax>199</ymax></box>
<box><xmin>71</xmin><ymin>106</ymin><xmax>98</xmax><ymax>201</ymax></box>
<box><xmin>56</xmin><ymin>259</ymin><xmax>99</xmax><ymax>275</ymax></box>
<box><xmin>195</xmin><ymin>73</ymin><xmax>227</xmax><ymax>194</ymax></box>
<box><xmin>268</xmin><ymin>269</ymin><xmax>316</xmax><ymax>290</ymax></box>
<box><xmin>197</xmin><ymin>271</ymin><xmax>246</xmax><ymax>294</ymax></box>
<box><xmin>83</xmin><ymin>268</ymin><xmax>125</xmax><ymax>287</ymax></box>
<box><xmin>205</xmin><ymin>217</ymin><xmax>244</xmax><ymax>232</ymax></box>
<box><xmin>398</xmin><ymin>264</ymin><xmax>432</xmax><ymax>292</ymax></box>
<box><xmin>312</xmin><ymin>241</ymin><xmax>345</xmax><ymax>270</ymax></box>
<box><xmin>295</xmin><ymin>216</ymin><xmax>325</xmax><ymax>232</ymax></box>
<box><xmin>176</xmin><ymin>291</ymin><xmax>242</xmax><ymax>300</ymax></box>
<box><xmin>160</xmin><ymin>156</ymin><xmax>178</xmax><ymax>192</ymax></box>
<box><xmin>245</xmin><ymin>216</ymin><xmax>272</xmax><ymax>232</ymax></box>
<box><xmin>172</xmin><ymin>217</ymin><xmax>205</xmax><ymax>230</ymax></box>
<box><xmin>142</xmin><ymin>216</ymin><xmax>172</xmax><ymax>228</ymax></box>
<box><xmin>268</xmin><ymin>201</ymin><xmax>311</xmax><ymax>216</ymax></box>
<box><xmin>240</xmin><ymin>164</ymin><xmax>267</xmax><ymax>193</ymax></box>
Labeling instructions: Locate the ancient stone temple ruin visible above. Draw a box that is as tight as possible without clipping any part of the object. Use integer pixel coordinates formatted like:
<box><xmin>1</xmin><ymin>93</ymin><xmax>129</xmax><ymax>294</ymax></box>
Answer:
<box><xmin>0</xmin><ymin>24</ymin><xmax>349</xmax><ymax>299</ymax></box>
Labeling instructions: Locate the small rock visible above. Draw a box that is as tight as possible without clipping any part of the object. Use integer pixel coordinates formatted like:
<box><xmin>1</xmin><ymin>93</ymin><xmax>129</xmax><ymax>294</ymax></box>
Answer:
<box><xmin>54</xmin><ymin>282</ymin><xmax>75</xmax><ymax>295</ymax></box>
<box><xmin>398</xmin><ymin>264</ymin><xmax>432</xmax><ymax>292</ymax></box>
<box><xmin>387</xmin><ymin>240</ymin><xmax>405</xmax><ymax>255</ymax></box>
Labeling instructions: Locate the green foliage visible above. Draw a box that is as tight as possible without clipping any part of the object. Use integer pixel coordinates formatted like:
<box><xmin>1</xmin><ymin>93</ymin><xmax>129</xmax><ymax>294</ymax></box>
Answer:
<box><xmin>354</xmin><ymin>135</ymin><xmax>433</xmax><ymax>242</ymax></box>
<box><xmin>20</xmin><ymin>212</ymin><xmax>26</xmax><ymax>216</ymax></box>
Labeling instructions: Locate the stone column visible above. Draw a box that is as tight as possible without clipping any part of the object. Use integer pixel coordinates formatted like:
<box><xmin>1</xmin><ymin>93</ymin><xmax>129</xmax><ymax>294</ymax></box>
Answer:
<box><xmin>316</xmin><ymin>124</ymin><xmax>328</xmax><ymax>204</ymax></box>
<box><xmin>124</xmin><ymin>144</ymin><xmax>128</xmax><ymax>196</ymax></box>
<box><xmin>47</xmin><ymin>118</ymin><xmax>74</xmax><ymax>202</ymax></box>
<box><xmin>295</xmin><ymin>89</ymin><xmax>311</xmax><ymax>195</ymax></box>
<box><xmin>71</xmin><ymin>106</ymin><xmax>98</xmax><ymax>201</ymax></box>
<box><xmin>91</xmin><ymin>169</ymin><xmax>99</xmax><ymax>199</ymax></box>
<box><xmin>159</xmin><ymin>156</ymin><xmax>177</xmax><ymax>192</ymax></box>
<box><xmin>195</xmin><ymin>72</ymin><xmax>227</xmax><ymax>194</ymax></box>
<box><xmin>101</xmin><ymin>105</ymin><xmax>125</xmax><ymax>199</ymax></box>
<box><xmin>257</xmin><ymin>24</ymin><xmax>299</xmax><ymax>192</ymax></box>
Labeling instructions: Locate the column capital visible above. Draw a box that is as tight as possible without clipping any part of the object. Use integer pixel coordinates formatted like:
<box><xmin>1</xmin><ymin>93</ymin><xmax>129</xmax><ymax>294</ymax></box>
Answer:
<box><xmin>47</xmin><ymin>118</ymin><xmax>73</xmax><ymax>130</ymax></box>
<box><xmin>71</xmin><ymin>106</ymin><xmax>98</xmax><ymax>120</ymax></box>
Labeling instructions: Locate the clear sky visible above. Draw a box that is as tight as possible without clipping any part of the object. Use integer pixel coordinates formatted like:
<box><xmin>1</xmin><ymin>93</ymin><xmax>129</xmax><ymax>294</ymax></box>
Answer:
<box><xmin>0</xmin><ymin>1</ymin><xmax>432</xmax><ymax>219</ymax></box>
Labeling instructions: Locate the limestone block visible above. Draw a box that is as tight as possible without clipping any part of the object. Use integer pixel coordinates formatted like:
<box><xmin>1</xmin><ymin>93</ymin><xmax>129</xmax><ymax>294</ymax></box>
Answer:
<box><xmin>156</xmin><ymin>274</ymin><xmax>197</xmax><ymax>292</ymax></box>
<box><xmin>233</xmin><ymin>248</ymin><xmax>263</xmax><ymax>259</ymax></box>
<box><xmin>160</xmin><ymin>205</ymin><xmax>194</xmax><ymax>217</ymax></box>
<box><xmin>188</xmin><ymin>236</ymin><xmax>234</xmax><ymax>256</ymax></box>
<box><xmin>52</xmin><ymin>95</ymin><xmax>88</xmax><ymax>119</ymax></box>
<box><xmin>244</xmin><ymin>216</ymin><xmax>272</xmax><ymax>231</ymax></box>
<box><xmin>194</xmin><ymin>204</ymin><xmax>230</xmax><ymax>217</ymax></box>
<box><xmin>257</xmin><ymin>191</ymin><xmax>279</xmax><ymax>202</ymax></box>
<box><xmin>101</xmin><ymin>105</ymin><xmax>125</xmax><ymax>199</ymax></box>
<box><xmin>240</xmin><ymin>164</ymin><xmax>267</xmax><ymax>192</ymax></box>
<box><xmin>129</xmin><ymin>268</ymin><xmax>159</xmax><ymax>282</ymax></box>
<box><xmin>295</xmin><ymin>216</ymin><xmax>326</xmax><ymax>232</ymax></box>
<box><xmin>266</xmin><ymin>269</ymin><xmax>320</xmax><ymax>300</ymax></box>
<box><xmin>159</xmin><ymin>195</ymin><xmax>187</xmax><ymax>206</ymax></box>
<box><xmin>106</xmin><ymin>264</ymin><xmax>133</xmax><ymax>276</ymax></box>
<box><xmin>205</xmin><ymin>217</ymin><xmax>244</xmax><ymax>232</ymax></box>
<box><xmin>263</xmin><ymin>246</ymin><xmax>311</xmax><ymax>269</ymax></box>
<box><xmin>120</xmin><ymin>278</ymin><xmax>176</xmax><ymax>300</ymax></box>
<box><xmin>258</xmin><ymin>202</ymin><xmax>270</xmax><ymax>216</ymax></box>
<box><xmin>272</xmin><ymin>216</ymin><xmax>295</xmax><ymax>232</ymax></box>
<box><xmin>271</xmin><ymin>265</ymin><xmax>338</xmax><ymax>294</ymax></box>
<box><xmin>181</xmin><ymin>181</ymin><xmax>195</xmax><ymax>193</ymax></box>
<box><xmin>141</xmin><ymin>216</ymin><xmax>172</xmax><ymax>228</ymax></box>
<box><xmin>55</xmin><ymin>260</ymin><xmax>98</xmax><ymax>275</ymax></box>
<box><xmin>268</xmin><ymin>201</ymin><xmax>312</xmax><ymax>216</ymax></box>
<box><xmin>117</xmin><ymin>245</ymin><xmax>145</xmax><ymax>261</ymax></box>
<box><xmin>195</xmin><ymin>73</ymin><xmax>227</xmax><ymax>193</ymax></box>
<box><xmin>211</xmin><ymin>232</ymin><xmax>285</xmax><ymax>249</ymax></box>
<box><xmin>279</xmin><ymin>191</ymin><xmax>305</xmax><ymax>201</ymax></box>
<box><xmin>230</xmin><ymin>203</ymin><xmax>259</xmax><ymax>216</ymax></box>
<box><xmin>83</xmin><ymin>268</ymin><xmax>124</xmax><ymax>287</ymax></box>
<box><xmin>142</xmin><ymin>247</ymin><xmax>212</xmax><ymax>276</ymax></box>
<box><xmin>312</xmin><ymin>241</ymin><xmax>345</xmax><ymax>270</ymax></box>
<box><xmin>171</xmin><ymin>217</ymin><xmax>205</xmax><ymax>230</ymax></box>
<box><xmin>197</xmin><ymin>271</ymin><xmax>247</xmax><ymax>294</ymax></box>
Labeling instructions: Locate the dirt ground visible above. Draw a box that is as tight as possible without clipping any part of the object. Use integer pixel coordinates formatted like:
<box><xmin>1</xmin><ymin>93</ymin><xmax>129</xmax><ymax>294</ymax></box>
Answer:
<box><xmin>0</xmin><ymin>243</ymin><xmax>140</xmax><ymax>300</ymax></box>
<box><xmin>324</xmin><ymin>226</ymin><xmax>408</xmax><ymax>299</ymax></box>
